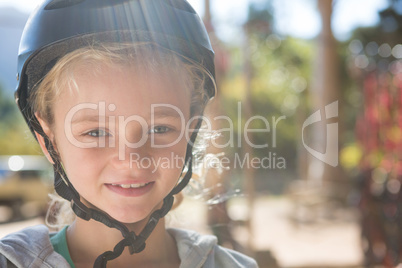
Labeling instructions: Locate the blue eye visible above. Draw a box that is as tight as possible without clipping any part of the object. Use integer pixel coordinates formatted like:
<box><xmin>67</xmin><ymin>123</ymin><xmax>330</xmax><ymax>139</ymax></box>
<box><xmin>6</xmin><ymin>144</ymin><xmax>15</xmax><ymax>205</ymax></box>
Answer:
<box><xmin>87</xmin><ymin>129</ymin><xmax>109</xmax><ymax>137</ymax></box>
<box><xmin>149</xmin><ymin>126</ymin><xmax>170</xmax><ymax>134</ymax></box>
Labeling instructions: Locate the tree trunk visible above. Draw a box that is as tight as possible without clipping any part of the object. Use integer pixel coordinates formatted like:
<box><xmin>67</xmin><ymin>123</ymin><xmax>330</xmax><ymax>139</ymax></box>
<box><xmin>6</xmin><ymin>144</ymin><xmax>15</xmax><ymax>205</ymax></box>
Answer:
<box><xmin>308</xmin><ymin>0</ymin><xmax>342</xmax><ymax>185</ymax></box>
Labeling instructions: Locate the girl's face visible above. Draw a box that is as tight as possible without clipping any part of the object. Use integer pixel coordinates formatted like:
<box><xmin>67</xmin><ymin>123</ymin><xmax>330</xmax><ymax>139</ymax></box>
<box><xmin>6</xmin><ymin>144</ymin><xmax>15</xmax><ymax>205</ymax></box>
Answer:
<box><xmin>48</xmin><ymin>63</ymin><xmax>192</xmax><ymax>223</ymax></box>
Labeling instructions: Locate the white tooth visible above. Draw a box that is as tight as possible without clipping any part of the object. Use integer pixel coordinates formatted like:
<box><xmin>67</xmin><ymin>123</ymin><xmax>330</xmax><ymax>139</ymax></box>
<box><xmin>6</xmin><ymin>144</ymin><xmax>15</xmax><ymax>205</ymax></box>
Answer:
<box><xmin>130</xmin><ymin>183</ymin><xmax>147</xmax><ymax>188</ymax></box>
<box><xmin>120</xmin><ymin>184</ymin><xmax>131</xmax><ymax>189</ymax></box>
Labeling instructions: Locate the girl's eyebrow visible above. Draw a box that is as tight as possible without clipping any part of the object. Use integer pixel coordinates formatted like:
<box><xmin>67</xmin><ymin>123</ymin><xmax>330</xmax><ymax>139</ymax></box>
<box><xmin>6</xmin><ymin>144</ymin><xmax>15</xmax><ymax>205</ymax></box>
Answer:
<box><xmin>71</xmin><ymin>115</ymin><xmax>105</xmax><ymax>124</ymax></box>
<box><xmin>70</xmin><ymin>108</ymin><xmax>184</xmax><ymax>124</ymax></box>
<box><xmin>151</xmin><ymin>109</ymin><xmax>183</xmax><ymax>119</ymax></box>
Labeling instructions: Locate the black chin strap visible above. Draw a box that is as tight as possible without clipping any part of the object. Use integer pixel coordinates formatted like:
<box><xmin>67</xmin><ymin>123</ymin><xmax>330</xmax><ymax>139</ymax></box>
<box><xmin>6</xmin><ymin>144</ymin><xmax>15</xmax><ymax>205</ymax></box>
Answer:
<box><xmin>43</xmin><ymin>121</ymin><xmax>198</xmax><ymax>268</ymax></box>
<box><xmin>92</xmin><ymin>196</ymin><xmax>174</xmax><ymax>266</ymax></box>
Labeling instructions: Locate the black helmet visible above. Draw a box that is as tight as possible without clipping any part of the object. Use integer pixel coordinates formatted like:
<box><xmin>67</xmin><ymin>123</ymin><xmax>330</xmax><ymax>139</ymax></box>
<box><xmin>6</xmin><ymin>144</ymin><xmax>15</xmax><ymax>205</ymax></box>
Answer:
<box><xmin>15</xmin><ymin>0</ymin><xmax>215</xmax><ymax>267</ymax></box>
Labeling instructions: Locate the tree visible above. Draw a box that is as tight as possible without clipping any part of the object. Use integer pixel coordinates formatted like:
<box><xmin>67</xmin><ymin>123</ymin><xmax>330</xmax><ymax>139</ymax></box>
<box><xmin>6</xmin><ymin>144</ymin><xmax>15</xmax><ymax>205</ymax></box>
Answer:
<box><xmin>347</xmin><ymin>0</ymin><xmax>402</xmax><ymax>266</ymax></box>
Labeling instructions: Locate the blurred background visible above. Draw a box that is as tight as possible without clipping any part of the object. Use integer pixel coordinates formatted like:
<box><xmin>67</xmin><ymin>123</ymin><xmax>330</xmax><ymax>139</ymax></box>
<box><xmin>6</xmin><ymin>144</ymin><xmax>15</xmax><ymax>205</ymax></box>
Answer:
<box><xmin>0</xmin><ymin>0</ymin><xmax>401</xmax><ymax>267</ymax></box>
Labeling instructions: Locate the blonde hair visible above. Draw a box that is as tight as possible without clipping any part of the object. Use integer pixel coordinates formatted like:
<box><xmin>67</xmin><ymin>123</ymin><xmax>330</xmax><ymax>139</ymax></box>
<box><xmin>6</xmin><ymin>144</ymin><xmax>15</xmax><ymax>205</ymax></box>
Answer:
<box><xmin>31</xmin><ymin>42</ymin><xmax>213</xmax><ymax>126</ymax></box>
<box><xmin>30</xmin><ymin>42</ymin><xmax>215</xmax><ymax>229</ymax></box>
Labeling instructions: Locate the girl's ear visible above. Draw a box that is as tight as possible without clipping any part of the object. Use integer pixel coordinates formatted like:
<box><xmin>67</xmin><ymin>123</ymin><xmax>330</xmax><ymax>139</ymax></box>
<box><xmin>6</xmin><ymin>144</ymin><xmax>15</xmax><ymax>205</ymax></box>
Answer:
<box><xmin>34</xmin><ymin>114</ymin><xmax>55</xmax><ymax>165</ymax></box>
<box><xmin>34</xmin><ymin>131</ymin><xmax>54</xmax><ymax>164</ymax></box>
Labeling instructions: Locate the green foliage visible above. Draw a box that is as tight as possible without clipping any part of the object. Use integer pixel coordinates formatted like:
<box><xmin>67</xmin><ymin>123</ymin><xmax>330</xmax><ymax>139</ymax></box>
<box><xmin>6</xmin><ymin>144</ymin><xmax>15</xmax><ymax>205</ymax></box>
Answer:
<box><xmin>219</xmin><ymin>34</ymin><xmax>313</xmax><ymax>171</ymax></box>
<box><xmin>0</xmin><ymin>84</ymin><xmax>41</xmax><ymax>155</ymax></box>
<box><xmin>0</xmin><ymin>85</ymin><xmax>18</xmax><ymax>127</ymax></box>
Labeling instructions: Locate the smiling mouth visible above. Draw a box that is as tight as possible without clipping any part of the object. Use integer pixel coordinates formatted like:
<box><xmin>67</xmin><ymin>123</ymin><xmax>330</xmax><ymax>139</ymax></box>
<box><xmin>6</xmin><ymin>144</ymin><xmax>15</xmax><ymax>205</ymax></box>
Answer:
<box><xmin>105</xmin><ymin>182</ymin><xmax>154</xmax><ymax>197</ymax></box>
<box><xmin>110</xmin><ymin>182</ymin><xmax>152</xmax><ymax>189</ymax></box>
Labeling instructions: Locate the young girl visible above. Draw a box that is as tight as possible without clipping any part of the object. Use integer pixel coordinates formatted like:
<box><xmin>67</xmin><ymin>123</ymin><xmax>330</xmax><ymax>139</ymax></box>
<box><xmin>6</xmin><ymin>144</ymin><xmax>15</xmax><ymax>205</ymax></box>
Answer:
<box><xmin>0</xmin><ymin>0</ymin><xmax>258</xmax><ymax>267</ymax></box>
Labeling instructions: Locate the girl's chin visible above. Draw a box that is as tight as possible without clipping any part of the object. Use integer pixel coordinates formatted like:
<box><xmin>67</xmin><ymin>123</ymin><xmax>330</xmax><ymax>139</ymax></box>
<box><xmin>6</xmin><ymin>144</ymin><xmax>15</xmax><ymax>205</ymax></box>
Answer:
<box><xmin>86</xmin><ymin>199</ymin><xmax>165</xmax><ymax>225</ymax></box>
<box><xmin>106</xmin><ymin>207</ymin><xmax>158</xmax><ymax>225</ymax></box>
<box><xmin>106</xmin><ymin>212</ymin><xmax>148</xmax><ymax>224</ymax></box>
<box><xmin>111</xmin><ymin>201</ymin><xmax>165</xmax><ymax>221</ymax></box>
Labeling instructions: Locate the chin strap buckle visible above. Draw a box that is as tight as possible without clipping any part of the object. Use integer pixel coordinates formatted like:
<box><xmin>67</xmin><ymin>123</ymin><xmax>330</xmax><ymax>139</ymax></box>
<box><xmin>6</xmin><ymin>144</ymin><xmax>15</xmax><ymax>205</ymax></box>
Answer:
<box><xmin>126</xmin><ymin>231</ymin><xmax>146</xmax><ymax>255</ymax></box>
<box><xmin>71</xmin><ymin>199</ymin><xmax>92</xmax><ymax>221</ymax></box>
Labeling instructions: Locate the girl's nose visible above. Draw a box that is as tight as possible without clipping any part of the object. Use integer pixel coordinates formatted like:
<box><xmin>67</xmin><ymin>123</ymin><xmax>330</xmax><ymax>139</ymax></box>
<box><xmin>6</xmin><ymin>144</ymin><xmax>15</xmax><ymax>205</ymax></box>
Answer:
<box><xmin>109</xmin><ymin>142</ymin><xmax>156</xmax><ymax>175</ymax></box>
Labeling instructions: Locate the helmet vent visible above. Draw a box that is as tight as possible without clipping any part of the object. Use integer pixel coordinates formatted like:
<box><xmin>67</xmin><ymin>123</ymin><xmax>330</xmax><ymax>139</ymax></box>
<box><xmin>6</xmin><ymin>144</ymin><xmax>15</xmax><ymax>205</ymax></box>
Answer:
<box><xmin>45</xmin><ymin>0</ymin><xmax>86</xmax><ymax>10</ymax></box>
<box><xmin>162</xmin><ymin>0</ymin><xmax>196</xmax><ymax>14</ymax></box>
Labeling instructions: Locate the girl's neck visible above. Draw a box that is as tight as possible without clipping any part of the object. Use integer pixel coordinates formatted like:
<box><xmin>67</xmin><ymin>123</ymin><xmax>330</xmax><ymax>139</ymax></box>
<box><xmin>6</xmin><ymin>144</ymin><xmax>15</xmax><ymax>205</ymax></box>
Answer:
<box><xmin>66</xmin><ymin>216</ymin><xmax>180</xmax><ymax>268</ymax></box>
